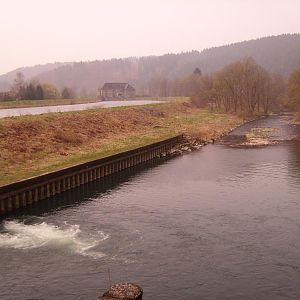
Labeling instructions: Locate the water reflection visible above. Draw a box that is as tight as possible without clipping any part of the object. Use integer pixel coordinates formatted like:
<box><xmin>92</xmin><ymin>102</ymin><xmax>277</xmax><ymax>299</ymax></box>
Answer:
<box><xmin>2</xmin><ymin>158</ymin><xmax>169</xmax><ymax>220</ymax></box>
<box><xmin>287</xmin><ymin>140</ymin><xmax>300</xmax><ymax>187</ymax></box>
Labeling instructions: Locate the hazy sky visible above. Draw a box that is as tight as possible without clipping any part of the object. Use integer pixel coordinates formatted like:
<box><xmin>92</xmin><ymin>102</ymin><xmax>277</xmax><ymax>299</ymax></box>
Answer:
<box><xmin>1</xmin><ymin>0</ymin><xmax>299</xmax><ymax>75</ymax></box>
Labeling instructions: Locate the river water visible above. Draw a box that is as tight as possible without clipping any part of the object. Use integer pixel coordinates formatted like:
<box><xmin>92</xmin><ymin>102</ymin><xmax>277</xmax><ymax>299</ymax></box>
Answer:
<box><xmin>0</xmin><ymin>115</ymin><xmax>300</xmax><ymax>300</ymax></box>
<box><xmin>0</xmin><ymin>100</ymin><xmax>161</xmax><ymax>118</ymax></box>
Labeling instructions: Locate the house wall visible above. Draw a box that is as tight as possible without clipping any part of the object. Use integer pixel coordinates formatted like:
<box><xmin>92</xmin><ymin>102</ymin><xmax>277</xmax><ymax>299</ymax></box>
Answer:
<box><xmin>101</xmin><ymin>88</ymin><xmax>135</xmax><ymax>100</ymax></box>
<box><xmin>124</xmin><ymin>89</ymin><xmax>136</xmax><ymax>98</ymax></box>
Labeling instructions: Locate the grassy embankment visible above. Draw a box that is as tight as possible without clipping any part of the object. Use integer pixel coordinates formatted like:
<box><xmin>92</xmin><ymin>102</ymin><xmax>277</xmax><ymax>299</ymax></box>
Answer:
<box><xmin>0</xmin><ymin>98</ymin><xmax>97</xmax><ymax>109</ymax></box>
<box><xmin>0</xmin><ymin>100</ymin><xmax>242</xmax><ymax>186</ymax></box>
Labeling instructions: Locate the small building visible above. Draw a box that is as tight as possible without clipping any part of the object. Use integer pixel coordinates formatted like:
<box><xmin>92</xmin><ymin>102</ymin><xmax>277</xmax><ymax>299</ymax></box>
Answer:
<box><xmin>99</xmin><ymin>83</ymin><xmax>135</xmax><ymax>100</ymax></box>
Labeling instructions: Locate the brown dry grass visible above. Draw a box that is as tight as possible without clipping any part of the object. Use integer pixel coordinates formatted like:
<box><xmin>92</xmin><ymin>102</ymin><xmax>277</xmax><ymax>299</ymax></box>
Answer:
<box><xmin>0</xmin><ymin>100</ymin><xmax>242</xmax><ymax>185</ymax></box>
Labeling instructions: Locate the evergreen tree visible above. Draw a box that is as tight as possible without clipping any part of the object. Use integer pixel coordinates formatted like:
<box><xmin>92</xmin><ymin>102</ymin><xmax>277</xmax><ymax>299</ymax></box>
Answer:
<box><xmin>36</xmin><ymin>84</ymin><xmax>44</xmax><ymax>99</ymax></box>
<box><xmin>61</xmin><ymin>87</ymin><xmax>74</xmax><ymax>99</ymax></box>
<box><xmin>193</xmin><ymin>67</ymin><xmax>202</xmax><ymax>76</ymax></box>
<box><xmin>26</xmin><ymin>83</ymin><xmax>36</xmax><ymax>100</ymax></box>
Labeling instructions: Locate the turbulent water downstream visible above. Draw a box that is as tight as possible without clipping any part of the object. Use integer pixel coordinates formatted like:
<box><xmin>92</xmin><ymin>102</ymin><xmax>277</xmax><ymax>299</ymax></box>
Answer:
<box><xmin>0</xmin><ymin>114</ymin><xmax>300</xmax><ymax>300</ymax></box>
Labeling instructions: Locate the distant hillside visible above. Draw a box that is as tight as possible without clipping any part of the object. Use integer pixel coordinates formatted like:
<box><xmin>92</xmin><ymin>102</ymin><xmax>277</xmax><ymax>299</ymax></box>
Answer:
<box><xmin>199</xmin><ymin>34</ymin><xmax>300</xmax><ymax>75</ymax></box>
<box><xmin>0</xmin><ymin>62</ymin><xmax>70</xmax><ymax>92</ymax></box>
<box><xmin>1</xmin><ymin>34</ymin><xmax>300</xmax><ymax>95</ymax></box>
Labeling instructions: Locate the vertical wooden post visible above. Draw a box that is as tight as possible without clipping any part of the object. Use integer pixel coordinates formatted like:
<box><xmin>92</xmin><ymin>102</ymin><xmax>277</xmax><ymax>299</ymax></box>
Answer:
<box><xmin>0</xmin><ymin>199</ymin><xmax>5</xmax><ymax>214</ymax></box>
<box><xmin>14</xmin><ymin>194</ymin><xmax>20</xmax><ymax>209</ymax></box>
<box><xmin>61</xmin><ymin>178</ymin><xmax>66</xmax><ymax>192</ymax></box>
<box><xmin>27</xmin><ymin>190</ymin><xmax>33</xmax><ymax>205</ymax></box>
<box><xmin>67</xmin><ymin>177</ymin><xmax>71</xmax><ymax>190</ymax></box>
<box><xmin>21</xmin><ymin>192</ymin><xmax>27</xmax><ymax>207</ymax></box>
<box><xmin>51</xmin><ymin>182</ymin><xmax>56</xmax><ymax>196</ymax></box>
<box><xmin>33</xmin><ymin>188</ymin><xmax>39</xmax><ymax>202</ymax></box>
<box><xmin>46</xmin><ymin>184</ymin><xmax>51</xmax><ymax>198</ymax></box>
<box><xmin>56</xmin><ymin>181</ymin><xmax>61</xmax><ymax>194</ymax></box>
<box><xmin>76</xmin><ymin>174</ymin><xmax>80</xmax><ymax>186</ymax></box>
<box><xmin>6</xmin><ymin>197</ymin><xmax>12</xmax><ymax>212</ymax></box>
<box><xmin>127</xmin><ymin>158</ymin><xmax>130</xmax><ymax>168</ymax></box>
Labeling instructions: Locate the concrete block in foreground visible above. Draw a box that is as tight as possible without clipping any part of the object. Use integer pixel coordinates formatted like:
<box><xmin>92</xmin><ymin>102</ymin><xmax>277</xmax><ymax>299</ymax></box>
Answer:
<box><xmin>98</xmin><ymin>283</ymin><xmax>143</xmax><ymax>300</ymax></box>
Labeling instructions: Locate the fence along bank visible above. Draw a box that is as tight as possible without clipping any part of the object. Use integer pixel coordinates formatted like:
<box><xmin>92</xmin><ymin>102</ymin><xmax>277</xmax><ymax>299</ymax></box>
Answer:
<box><xmin>0</xmin><ymin>135</ymin><xmax>183</xmax><ymax>215</ymax></box>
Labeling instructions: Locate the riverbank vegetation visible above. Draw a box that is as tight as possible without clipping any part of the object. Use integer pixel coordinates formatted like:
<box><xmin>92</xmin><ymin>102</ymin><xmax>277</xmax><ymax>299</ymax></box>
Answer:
<box><xmin>0</xmin><ymin>72</ymin><xmax>77</xmax><ymax>103</ymax></box>
<box><xmin>0</xmin><ymin>100</ymin><xmax>242</xmax><ymax>186</ymax></box>
<box><xmin>287</xmin><ymin>67</ymin><xmax>300</xmax><ymax>114</ymax></box>
<box><xmin>286</xmin><ymin>67</ymin><xmax>300</xmax><ymax>122</ymax></box>
<box><xmin>151</xmin><ymin>58</ymin><xmax>286</xmax><ymax>115</ymax></box>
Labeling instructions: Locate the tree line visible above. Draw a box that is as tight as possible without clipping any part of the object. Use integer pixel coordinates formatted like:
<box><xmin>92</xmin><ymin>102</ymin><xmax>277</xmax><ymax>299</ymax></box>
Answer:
<box><xmin>149</xmin><ymin>57</ymin><xmax>299</xmax><ymax>115</ymax></box>
<box><xmin>0</xmin><ymin>72</ymin><xmax>74</xmax><ymax>101</ymax></box>
<box><xmin>189</xmin><ymin>58</ymin><xmax>286</xmax><ymax>114</ymax></box>
<box><xmin>287</xmin><ymin>67</ymin><xmax>300</xmax><ymax>113</ymax></box>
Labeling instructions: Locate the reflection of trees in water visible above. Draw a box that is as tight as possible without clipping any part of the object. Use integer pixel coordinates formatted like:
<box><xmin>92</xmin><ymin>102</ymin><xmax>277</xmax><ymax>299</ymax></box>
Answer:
<box><xmin>288</xmin><ymin>140</ymin><xmax>300</xmax><ymax>186</ymax></box>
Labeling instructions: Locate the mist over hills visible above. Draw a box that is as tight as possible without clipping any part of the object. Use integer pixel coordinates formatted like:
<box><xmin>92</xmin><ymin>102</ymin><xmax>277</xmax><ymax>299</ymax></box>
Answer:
<box><xmin>1</xmin><ymin>34</ymin><xmax>300</xmax><ymax>96</ymax></box>
<box><xmin>0</xmin><ymin>62</ymin><xmax>69</xmax><ymax>92</ymax></box>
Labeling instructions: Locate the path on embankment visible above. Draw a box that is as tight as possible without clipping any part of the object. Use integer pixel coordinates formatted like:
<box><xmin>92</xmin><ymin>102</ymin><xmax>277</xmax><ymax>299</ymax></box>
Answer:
<box><xmin>0</xmin><ymin>100</ymin><xmax>161</xmax><ymax>118</ymax></box>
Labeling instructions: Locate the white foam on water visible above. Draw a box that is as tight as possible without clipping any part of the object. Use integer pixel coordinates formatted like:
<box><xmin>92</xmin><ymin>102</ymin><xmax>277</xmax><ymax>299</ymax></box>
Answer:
<box><xmin>0</xmin><ymin>221</ymin><xmax>109</xmax><ymax>259</ymax></box>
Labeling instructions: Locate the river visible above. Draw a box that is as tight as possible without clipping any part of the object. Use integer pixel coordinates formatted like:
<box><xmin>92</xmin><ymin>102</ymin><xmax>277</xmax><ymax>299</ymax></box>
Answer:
<box><xmin>0</xmin><ymin>100</ymin><xmax>161</xmax><ymax>118</ymax></box>
<box><xmin>0</xmin><ymin>114</ymin><xmax>299</xmax><ymax>299</ymax></box>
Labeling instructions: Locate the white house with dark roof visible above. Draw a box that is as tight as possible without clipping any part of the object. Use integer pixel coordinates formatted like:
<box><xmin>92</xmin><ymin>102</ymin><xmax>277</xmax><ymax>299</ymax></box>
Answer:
<box><xmin>99</xmin><ymin>83</ymin><xmax>136</xmax><ymax>100</ymax></box>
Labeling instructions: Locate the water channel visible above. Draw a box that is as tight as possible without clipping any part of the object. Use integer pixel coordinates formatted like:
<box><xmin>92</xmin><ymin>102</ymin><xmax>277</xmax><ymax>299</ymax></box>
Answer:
<box><xmin>0</xmin><ymin>114</ymin><xmax>299</xmax><ymax>299</ymax></box>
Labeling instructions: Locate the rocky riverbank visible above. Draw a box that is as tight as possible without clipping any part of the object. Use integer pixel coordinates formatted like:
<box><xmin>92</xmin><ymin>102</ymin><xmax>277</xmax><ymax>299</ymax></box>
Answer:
<box><xmin>161</xmin><ymin>122</ymin><xmax>245</xmax><ymax>157</ymax></box>
<box><xmin>160</xmin><ymin>135</ymin><xmax>219</xmax><ymax>157</ymax></box>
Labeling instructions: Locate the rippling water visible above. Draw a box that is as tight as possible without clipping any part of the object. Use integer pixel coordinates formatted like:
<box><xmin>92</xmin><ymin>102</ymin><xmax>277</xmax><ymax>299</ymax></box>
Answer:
<box><xmin>0</xmin><ymin>115</ymin><xmax>300</xmax><ymax>299</ymax></box>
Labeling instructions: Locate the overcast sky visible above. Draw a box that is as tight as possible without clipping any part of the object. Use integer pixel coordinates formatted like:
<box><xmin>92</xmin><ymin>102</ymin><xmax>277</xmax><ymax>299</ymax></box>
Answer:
<box><xmin>0</xmin><ymin>0</ymin><xmax>299</xmax><ymax>75</ymax></box>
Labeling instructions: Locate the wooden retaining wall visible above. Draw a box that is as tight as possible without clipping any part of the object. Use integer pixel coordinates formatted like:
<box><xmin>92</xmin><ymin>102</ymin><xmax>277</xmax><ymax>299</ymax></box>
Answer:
<box><xmin>0</xmin><ymin>135</ymin><xmax>183</xmax><ymax>215</ymax></box>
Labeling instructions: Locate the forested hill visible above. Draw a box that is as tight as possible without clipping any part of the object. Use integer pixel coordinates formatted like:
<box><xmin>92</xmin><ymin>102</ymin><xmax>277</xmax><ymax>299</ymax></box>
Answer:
<box><xmin>1</xmin><ymin>34</ymin><xmax>300</xmax><ymax>95</ymax></box>
<box><xmin>0</xmin><ymin>62</ymin><xmax>69</xmax><ymax>92</ymax></box>
<box><xmin>199</xmin><ymin>34</ymin><xmax>300</xmax><ymax>75</ymax></box>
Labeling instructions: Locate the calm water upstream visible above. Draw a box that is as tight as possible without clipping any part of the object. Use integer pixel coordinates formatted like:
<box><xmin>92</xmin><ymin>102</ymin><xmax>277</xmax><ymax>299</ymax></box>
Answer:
<box><xmin>0</xmin><ymin>115</ymin><xmax>300</xmax><ymax>300</ymax></box>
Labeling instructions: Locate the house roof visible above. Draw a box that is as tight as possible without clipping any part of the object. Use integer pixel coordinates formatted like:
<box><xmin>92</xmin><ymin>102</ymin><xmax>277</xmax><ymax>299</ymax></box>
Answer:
<box><xmin>101</xmin><ymin>83</ymin><xmax>135</xmax><ymax>91</ymax></box>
